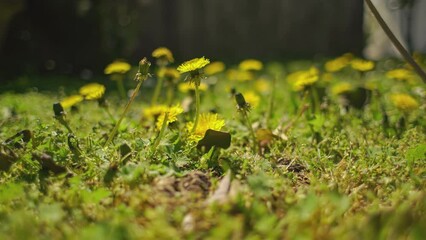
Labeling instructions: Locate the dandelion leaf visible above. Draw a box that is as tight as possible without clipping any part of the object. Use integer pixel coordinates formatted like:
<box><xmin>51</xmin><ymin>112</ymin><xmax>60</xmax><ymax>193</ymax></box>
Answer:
<box><xmin>4</xmin><ymin>129</ymin><xmax>32</xmax><ymax>149</ymax></box>
<box><xmin>32</xmin><ymin>152</ymin><xmax>67</xmax><ymax>175</ymax></box>
<box><xmin>0</xmin><ymin>145</ymin><xmax>18</xmax><ymax>172</ymax></box>
<box><xmin>197</xmin><ymin>129</ymin><xmax>231</xmax><ymax>151</ymax></box>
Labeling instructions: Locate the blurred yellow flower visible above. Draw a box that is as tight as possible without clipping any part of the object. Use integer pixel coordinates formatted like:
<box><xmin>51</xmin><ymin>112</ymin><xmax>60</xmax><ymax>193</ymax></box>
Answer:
<box><xmin>158</xmin><ymin>67</ymin><xmax>180</xmax><ymax>80</ymax></box>
<box><xmin>152</xmin><ymin>47</ymin><xmax>174</xmax><ymax>63</ymax></box>
<box><xmin>79</xmin><ymin>83</ymin><xmax>106</xmax><ymax>100</ymax></box>
<box><xmin>60</xmin><ymin>95</ymin><xmax>84</xmax><ymax>108</ymax></box>
<box><xmin>155</xmin><ymin>104</ymin><xmax>184</xmax><ymax>130</ymax></box>
<box><xmin>288</xmin><ymin>67</ymin><xmax>319</xmax><ymax>91</ymax></box>
<box><xmin>204</xmin><ymin>61</ymin><xmax>225</xmax><ymax>75</ymax></box>
<box><xmin>325</xmin><ymin>54</ymin><xmax>352</xmax><ymax>72</ymax></box>
<box><xmin>227</xmin><ymin>69</ymin><xmax>254</xmax><ymax>82</ymax></box>
<box><xmin>178</xmin><ymin>82</ymin><xmax>208</xmax><ymax>93</ymax></box>
<box><xmin>143</xmin><ymin>105</ymin><xmax>168</xmax><ymax>120</ymax></box>
<box><xmin>351</xmin><ymin>59</ymin><xmax>375</xmax><ymax>72</ymax></box>
<box><xmin>104</xmin><ymin>60</ymin><xmax>131</xmax><ymax>75</ymax></box>
<box><xmin>364</xmin><ymin>81</ymin><xmax>378</xmax><ymax>90</ymax></box>
<box><xmin>242</xmin><ymin>91</ymin><xmax>261</xmax><ymax>108</ymax></box>
<box><xmin>391</xmin><ymin>94</ymin><xmax>419</xmax><ymax>112</ymax></box>
<box><xmin>287</xmin><ymin>70</ymin><xmax>306</xmax><ymax>84</ymax></box>
<box><xmin>386</xmin><ymin>68</ymin><xmax>417</xmax><ymax>82</ymax></box>
<box><xmin>322</xmin><ymin>72</ymin><xmax>334</xmax><ymax>82</ymax></box>
<box><xmin>239</xmin><ymin>59</ymin><xmax>263</xmax><ymax>71</ymax></box>
<box><xmin>177</xmin><ymin>57</ymin><xmax>210</xmax><ymax>73</ymax></box>
<box><xmin>254</xmin><ymin>78</ymin><xmax>271</xmax><ymax>94</ymax></box>
<box><xmin>186</xmin><ymin>113</ymin><xmax>225</xmax><ymax>142</ymax></box>
<box><xmin>331</xmin><ymin>82</ymin><xmax>353</xmax><ymax>95</ymax></box>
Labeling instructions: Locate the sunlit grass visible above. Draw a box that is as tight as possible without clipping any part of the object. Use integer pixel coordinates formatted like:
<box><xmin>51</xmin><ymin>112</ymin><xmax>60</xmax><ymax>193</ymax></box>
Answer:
<box><xmin>0</xmin><ymin>53</ymin><xmax>425</xmax><ymax>239</ymax></box>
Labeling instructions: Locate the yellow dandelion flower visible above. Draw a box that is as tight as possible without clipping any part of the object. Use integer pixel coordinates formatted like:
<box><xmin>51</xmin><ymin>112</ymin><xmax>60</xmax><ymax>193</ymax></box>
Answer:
<box><xmin>104</xmin><ymin>60</ymin><xmax>131</xmax><ymax>75</ymax></box>
<box><xmin>177</xmin><ymin>57</ymin><xmax>210</xmax><ymax>73</ymax></box>
<box><xmin>254</xmin><ymin>78</ymin><xmax>271</xmax><ymax>94</ymax></box>
<box><xmin>60</xmin><ymin>95</ymin><xmax>84</xmax><ymax>108</ymax></box>
<box><xmin>143</xmin><ymin>105</ymin><xmax>168</xmax><ymax>120</ymax></box>
<box><xmin>242</xmin><ymin>91</ymin><xmax>261</xmax><ymax>108</ymax></box>
<box><xmin>227</xmin><ymin>69</ymin><xmax>254</xmax><ymax>82</ymax></box>
<box><xmin>204</xmin><ymin>61</ymin><xmax>225</xmax><ymax>75</ymax></box>
<box><xmin>158</xmin><ymin>67</ymin><xmax>180</xmax><ymax>80</ymax></box>
<box><xmin>186</xmin><ymin>113</ymin><xmax>225</xmax><ymax>142</ymax></box>
<box><xmin>386</xmin><ymin>68</ymin><xmax>417</xmax><ymax>82</ymax></box>
<box><xmin>155</xmin><ymin>104</ymin><xmax>184</xmax><ymax>130</ymax></box>
<box><xmin>391</xmin><ymin>94</ymin><xmax>419</xmax><ymax>112</ymax></box>
<box><xmin>287</xmin><ymin>70</ymin><xmax>306</xmax><ymax>84</ymax></box>
<box><xmin>152</xmin><ymin>47</ymin><xmax>174</xmax><ymax>63</ymax></box>
<box><xmin>289</xmin><ymin>67</ymin><xmax>319</xmax><ymax>91</ymax></box>
<box><xmin>342</xmin><ymin>53</ymin><xmax>354</xmax><ymax>59</ymax></box>
<box><xmin>325</xmin><ymin>54</ymin><xmax>353</xmax><ymax>72</ymax></box>
<box><xmin>79</xmin><ymin>83</ymin><xmax>106</xmax><ymax>100</ymax></box>
<box><xmin>239</xmin><ymin>59</ymin><xmax>263</xmax><ymax>71</ymax></box>
<box><xmin>351</xmin><ymin>59</ymin><xmax>375</xmax><ymax>72</ymax></box>
<box><xmin>178</xmin><ymin>82</ymin><xmax>208</xmax><ymax>93</ymax></box>
<box><xmin>308</xmin><ymin>66</ymin><xmax>319</xmax><ymax>75</ymax></box>
<box><xmin>292</xmin><ymin>77</ymin><xmax>318</xmax><ymax>92</ymax></box>
<box><xmin>331</xmin><ymin>82</ymin><xmax>353</xmax><ymax>95</ymax></box>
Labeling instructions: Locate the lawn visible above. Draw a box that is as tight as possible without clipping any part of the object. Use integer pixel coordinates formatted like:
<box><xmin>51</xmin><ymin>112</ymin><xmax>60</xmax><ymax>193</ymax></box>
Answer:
<box><xmin>0</xmin><ymin>53</ymin><xmax>425</xmax><ymax>239</ymax></box>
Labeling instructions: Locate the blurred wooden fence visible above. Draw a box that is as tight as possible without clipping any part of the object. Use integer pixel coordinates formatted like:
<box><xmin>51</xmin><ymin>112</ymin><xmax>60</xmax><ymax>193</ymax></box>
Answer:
<box><xmin>129</xmin><ymin>0</ymin><xmax>363</xmax><ymax>60</ymax></box>
<box><xmin>0</xmin><ymin>0</ymin><xmax>363</xmax><ymax>76</ymax></box>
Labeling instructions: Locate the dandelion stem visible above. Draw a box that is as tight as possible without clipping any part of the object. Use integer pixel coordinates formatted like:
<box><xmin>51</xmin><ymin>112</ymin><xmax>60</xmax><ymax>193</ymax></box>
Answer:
<box><xmin>282</xmin><ymin>103</ymin><xmax>309</xmax><ymax>134</ymax></box>
<box><xmin>151</xmin><ymin>112</ymin><xmax>169</xmax><ymax>154</ymax></box>
<box><xmin>209</xmin><ymin>84</ymin><xmax>218</xmax><ymax>109</ymax></box>
<box><xmin>365</xmin><ymin>0</ymin><xmax>426</xmax><ymax>83</ymax></box>
<box><xmin>242</xmin><ymin>110</ymin><xmax>257</xmax><ymax>154</ymax></box>
<box><xmin>266</xmin><ymin>76</ymin><xmax>276</xmax><ymax>128</ymax></box>
<box><xmin>116</xmin><ymin>79</ymin><xmax>127</xmax><ymax>99</ymax></box>
<box><xmin>57</xmin><ymin>118</ymin><xmax>74</xmax><ymax>135</ymax></box>
<box><xmin>192</xmin><ymin>82</ymin><xmax>201</xmax><ymax>133</ymax></box>
<box><xmin>104</xmin><ymin>106</ymin><xmax>116</xmax><ymax>124</ymax></box>
<box><xmin>310</xmin><ymin>86</ymin><xmax>320</xmax><ymax>114</ymax></box>
<box><xmin>151</xmin><ymin>76</ymin><xmax>164</xmax><ymax>106</ymax></box>
<box><xmin>105</xmin><ymin>80</ymin><xmax>143</xmax><ymax>147</ymax></box>
<box><xmin>166</xmin><ymin>84</ymin><xmax>175</xmax><ymax>106</ymax></box>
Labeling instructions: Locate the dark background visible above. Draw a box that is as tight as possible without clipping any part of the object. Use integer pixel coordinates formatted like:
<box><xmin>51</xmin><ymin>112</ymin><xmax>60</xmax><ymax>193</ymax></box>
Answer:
<box><xmin>0</xmin><ymin>0</ymin><xmax>364</xmax><ymax>80</ymax></box>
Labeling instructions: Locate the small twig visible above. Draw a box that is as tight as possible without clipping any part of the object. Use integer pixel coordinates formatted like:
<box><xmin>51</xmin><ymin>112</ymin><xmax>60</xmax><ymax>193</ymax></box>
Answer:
<box><xmin>365</xmin><ymin>0</ymin><xmax>426</xmax><ymax>83</ymax></box>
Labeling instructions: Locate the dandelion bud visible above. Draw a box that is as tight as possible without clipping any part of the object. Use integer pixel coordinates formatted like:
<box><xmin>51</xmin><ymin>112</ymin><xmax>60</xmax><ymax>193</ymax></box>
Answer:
<box><xmin>53</xmin><ymin>103</ymin><xmax>65</xmax><ymax>117</ymax></box>
<box><xmin>139</xmin><ymin>57</ymin><xmax>151</xmax><ymax>77</ymax></box>
<box><xmin>235</xmin><ymin>92</ymin><xmax>249</xmax><ymax>110</ymax></box>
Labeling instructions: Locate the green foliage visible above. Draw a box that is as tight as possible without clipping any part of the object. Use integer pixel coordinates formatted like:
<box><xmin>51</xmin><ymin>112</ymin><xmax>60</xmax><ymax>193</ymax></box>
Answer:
<box><xmin>0</xmin><ymin>56</ymin><xmax>425</xmax><ymax>239</ymax></box>
<box><xmin>406</xmin><ymin>144</ymin><xmax>426</xmax><ymax>164</ymax></box>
